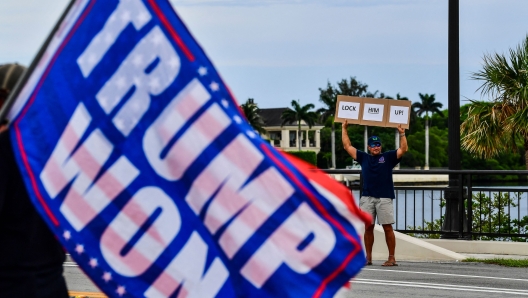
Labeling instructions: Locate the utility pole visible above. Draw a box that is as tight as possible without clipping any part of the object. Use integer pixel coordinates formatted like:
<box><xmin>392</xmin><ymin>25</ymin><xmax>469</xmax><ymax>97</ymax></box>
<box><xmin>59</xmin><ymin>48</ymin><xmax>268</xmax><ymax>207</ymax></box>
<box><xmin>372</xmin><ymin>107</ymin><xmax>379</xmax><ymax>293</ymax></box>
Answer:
<box><xmin>364</xmin><ymin>126</ymin><xmax>368</xmax><ymax>152</ymax></box>
<box><xmin>395</xmin><ymin>129</ymin><xmax>400</xmax><ymax>170</ymax></box>
<box><xmin>442</xmin><ymin>0</ymin><xmax>465</xmax><ymax>238</ymax></box>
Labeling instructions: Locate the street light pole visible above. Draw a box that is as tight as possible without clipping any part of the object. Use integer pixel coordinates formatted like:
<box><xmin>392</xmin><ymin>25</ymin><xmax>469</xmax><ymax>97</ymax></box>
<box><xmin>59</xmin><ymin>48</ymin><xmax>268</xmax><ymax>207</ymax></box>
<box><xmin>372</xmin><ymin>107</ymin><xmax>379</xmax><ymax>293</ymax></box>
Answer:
<box><xmin>442</xmin><ymin>0</ymin><xmax>465</xmax><ymax>238</ymax></box>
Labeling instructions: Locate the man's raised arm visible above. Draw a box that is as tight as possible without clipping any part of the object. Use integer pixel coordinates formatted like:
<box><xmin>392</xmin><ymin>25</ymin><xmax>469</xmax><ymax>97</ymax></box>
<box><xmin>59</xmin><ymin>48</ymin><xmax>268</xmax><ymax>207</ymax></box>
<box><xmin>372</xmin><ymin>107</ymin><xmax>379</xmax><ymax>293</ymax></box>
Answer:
<box><xmin>342</xmin><ymin>120</ymin><xmax>357</xmax><ymax>160</ymax></box>
<box><xmin>397</xmin><ymin>124</ymin><xmax>408</xmax><ymax>159</ymax></box>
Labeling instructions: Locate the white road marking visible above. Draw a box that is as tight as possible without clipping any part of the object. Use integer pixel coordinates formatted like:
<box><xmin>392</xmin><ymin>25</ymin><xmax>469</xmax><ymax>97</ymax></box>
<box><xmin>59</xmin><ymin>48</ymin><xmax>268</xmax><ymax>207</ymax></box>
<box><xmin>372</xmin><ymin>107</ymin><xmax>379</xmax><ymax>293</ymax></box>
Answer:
<box><xmin>363</xmin><ymin>268</ymin><xmax>528</xmax><ymax>282</ymax></box>
<box><xmin>353</xmin><ymin>279</ymin><xmax>528</xmax><ymax>295</ymax></box>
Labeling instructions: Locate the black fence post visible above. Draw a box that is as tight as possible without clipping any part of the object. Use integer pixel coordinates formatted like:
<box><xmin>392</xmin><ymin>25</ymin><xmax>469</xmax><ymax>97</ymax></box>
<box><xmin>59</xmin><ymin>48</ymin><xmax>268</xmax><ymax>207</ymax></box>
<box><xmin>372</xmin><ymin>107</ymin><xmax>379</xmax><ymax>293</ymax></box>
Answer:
<box><xmin>458</xmin><ymin>174</ymin><xmax>464</xmax><ymax>238</ymax></box>
<box><xmin>359</xmin><ymin>174</ymin><xmax>363</xmax><ymax>198</ymax></box>
<box><xmin>442</xmin><ymin>0</ymin><xmax>463</xmax><ymax>239</ymax></box>
<box><xmin>467</xmin><ymin>173</ymin><xmax>473</xmax><ymax>239</ymax></box>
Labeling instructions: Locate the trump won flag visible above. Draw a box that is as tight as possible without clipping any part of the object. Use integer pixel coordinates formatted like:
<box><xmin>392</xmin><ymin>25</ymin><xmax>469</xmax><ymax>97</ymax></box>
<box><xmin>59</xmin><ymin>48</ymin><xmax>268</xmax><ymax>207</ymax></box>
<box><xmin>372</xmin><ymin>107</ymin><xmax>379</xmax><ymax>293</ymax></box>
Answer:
<box><xmin>6</xmin><ymin>0</ymin><xmax>371</xmax><ymax>297</ymax></box>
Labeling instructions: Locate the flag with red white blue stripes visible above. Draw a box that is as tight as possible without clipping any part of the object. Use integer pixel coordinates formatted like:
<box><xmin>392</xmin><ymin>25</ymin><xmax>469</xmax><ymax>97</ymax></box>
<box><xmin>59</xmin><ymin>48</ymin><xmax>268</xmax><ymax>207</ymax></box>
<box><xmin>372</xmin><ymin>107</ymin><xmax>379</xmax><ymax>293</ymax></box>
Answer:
<box><xmin>7</xmin><ymin>0</ymin><xmax>371</xmax><ymax>297</ymax></box>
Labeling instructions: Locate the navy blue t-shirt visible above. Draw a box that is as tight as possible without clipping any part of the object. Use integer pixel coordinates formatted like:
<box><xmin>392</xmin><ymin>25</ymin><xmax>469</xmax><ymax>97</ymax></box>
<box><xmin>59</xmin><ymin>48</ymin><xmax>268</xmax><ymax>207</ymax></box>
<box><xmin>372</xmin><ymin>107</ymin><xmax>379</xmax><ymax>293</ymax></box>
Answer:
<box><xmin>355</xmin><ymin>150</ymin><xmax>401</xmax><ymax>199</ymax></box>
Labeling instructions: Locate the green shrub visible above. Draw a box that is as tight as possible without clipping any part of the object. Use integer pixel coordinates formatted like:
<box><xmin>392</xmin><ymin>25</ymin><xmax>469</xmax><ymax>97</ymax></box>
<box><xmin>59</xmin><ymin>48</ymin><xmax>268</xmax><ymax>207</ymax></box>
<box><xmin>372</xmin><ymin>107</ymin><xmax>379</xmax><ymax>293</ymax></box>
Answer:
<box><xmin>288</xmin><ymin>151</ymin><xmax>317</xmax><ymax>166</ymax></box>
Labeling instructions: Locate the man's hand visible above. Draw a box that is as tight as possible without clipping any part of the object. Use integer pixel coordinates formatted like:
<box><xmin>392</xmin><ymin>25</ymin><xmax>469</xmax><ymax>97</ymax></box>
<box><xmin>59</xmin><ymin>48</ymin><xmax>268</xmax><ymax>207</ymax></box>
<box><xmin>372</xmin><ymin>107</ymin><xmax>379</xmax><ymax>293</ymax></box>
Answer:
<box><xmin>342</xmin><ymin>120</ymin><xmax>348</xmax><ymax>130</ymax></box>
<box><xmin>397</xmin><ymin>124</ymin><xmax>405</xmax><ymax>135</ymax></box>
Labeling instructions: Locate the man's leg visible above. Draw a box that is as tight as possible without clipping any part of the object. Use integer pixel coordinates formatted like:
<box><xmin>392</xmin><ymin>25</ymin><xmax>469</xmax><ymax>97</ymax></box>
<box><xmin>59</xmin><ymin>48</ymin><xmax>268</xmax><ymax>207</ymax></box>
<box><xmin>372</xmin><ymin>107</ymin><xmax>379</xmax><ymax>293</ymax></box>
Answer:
<box><xmin>377</xmin><ymin>198</ymin><xmax>397</xmax><ymax>266</ymax></box>
<box><xmin>382</xmin><ymin>224</ymin><xmax>396</xmax><ymax>264</ymax></box>
<box><xmin>364</xmin><ymin>224</ymin><xmax>375</xmax><ymax>264</ymax></box>
<box><xmin>359</xmin><ymin>197</ymin><xmax>376</xmax><ymax>265</ymax></box>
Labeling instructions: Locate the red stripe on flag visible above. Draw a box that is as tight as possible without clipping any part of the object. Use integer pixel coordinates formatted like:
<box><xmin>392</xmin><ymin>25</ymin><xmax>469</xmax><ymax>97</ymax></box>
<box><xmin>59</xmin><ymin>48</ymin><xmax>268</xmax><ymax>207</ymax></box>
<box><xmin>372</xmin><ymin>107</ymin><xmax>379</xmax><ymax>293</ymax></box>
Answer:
<box><xmin>13</xmin><ymin>0</ymin><xmax>97</xmax><ymax>226</ymax></box>
<box><xmin>284</xmin><ymin>152</ymin><xmax>372</xmax><ymax>225</ymax></box>
<box><xmin>148</xmin><ymin>0</ymin><xmax>195</xmax><ymax>62</ymax></box>
<box><xmin>260</xmin><ymin>145</ymin><xmax>367</xmax><ymax>297</ymax></box>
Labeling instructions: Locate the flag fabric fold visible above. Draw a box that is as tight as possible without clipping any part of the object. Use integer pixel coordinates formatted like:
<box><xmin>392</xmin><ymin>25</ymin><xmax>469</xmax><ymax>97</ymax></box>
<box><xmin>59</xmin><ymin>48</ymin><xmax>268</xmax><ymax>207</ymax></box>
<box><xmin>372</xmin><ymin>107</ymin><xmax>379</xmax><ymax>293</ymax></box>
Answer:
<box><xmin>8</xmin><ymin>0</ymin><xmax>371</xmax><ymax>297</ymax></box>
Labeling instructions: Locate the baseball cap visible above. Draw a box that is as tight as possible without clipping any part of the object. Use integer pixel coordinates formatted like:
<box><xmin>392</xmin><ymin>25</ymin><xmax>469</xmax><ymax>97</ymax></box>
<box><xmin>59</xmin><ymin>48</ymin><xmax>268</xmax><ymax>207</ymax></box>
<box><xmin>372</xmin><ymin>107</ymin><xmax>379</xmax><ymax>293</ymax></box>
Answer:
<box><xmin>368</xmin><ymin>135</ymin><xmax>382</xmax><ymax>147</ymax></box>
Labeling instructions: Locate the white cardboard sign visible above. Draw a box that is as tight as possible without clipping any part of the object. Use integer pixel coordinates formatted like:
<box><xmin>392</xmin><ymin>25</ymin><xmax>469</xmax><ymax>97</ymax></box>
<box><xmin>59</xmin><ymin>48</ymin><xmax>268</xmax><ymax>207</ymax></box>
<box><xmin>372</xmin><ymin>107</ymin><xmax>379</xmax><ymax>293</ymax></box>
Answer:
<box><xmin>388</xmin><ymin>105</ymin><xmax>409</xmax><ymax>124</ymax></box>
<box><xmin>362</xmin><ymin>103</ymin><xmax>385</xmax><ymax>122</ymax></box>
<box><xmin>334</xmin><ymin>95</ymin><xmax>411</xmax><ymax>128</ymax></box>
<box><xmin>337</xmin><ymin>101</ymin><xmax>361</xmax><ymax>120</ymax></box>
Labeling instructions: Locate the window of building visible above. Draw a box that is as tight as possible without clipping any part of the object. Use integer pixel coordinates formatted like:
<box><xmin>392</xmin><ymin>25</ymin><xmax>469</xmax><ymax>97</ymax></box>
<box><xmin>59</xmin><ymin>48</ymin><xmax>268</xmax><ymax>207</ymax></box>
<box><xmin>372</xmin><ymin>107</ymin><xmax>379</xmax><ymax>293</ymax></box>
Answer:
<box><xmin>268</xmin><ymin>131</ymin><xmax>281</xmax><ymax>147</ymax></box>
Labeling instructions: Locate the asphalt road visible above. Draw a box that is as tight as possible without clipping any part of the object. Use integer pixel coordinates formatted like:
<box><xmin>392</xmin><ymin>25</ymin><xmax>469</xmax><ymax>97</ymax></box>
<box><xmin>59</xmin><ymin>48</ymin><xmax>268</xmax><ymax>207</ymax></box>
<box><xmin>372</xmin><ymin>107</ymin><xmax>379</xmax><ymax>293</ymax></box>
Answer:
<box><xmin>64</xmin><ymin>261</ymin><xmax>101</xmax><ymax>293</ymax></box>
<box><xmin>348</xmin><ymin>261</ymin><xmax>528</xmax><ymax>297</ymax></box>
<box><xmin>64</xmin><ymin>260</ymin><xmax>528</xmax><ymax>297</ymax></box>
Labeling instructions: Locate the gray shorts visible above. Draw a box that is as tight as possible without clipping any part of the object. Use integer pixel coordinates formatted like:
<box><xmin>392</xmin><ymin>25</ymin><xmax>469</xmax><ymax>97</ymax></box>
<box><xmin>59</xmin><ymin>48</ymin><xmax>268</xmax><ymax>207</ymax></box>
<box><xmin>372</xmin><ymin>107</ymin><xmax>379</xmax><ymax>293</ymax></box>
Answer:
<box><xmin>359</xmin><ymin>196</ymin><xmax>395</xmax><ymax>225</ymax></box>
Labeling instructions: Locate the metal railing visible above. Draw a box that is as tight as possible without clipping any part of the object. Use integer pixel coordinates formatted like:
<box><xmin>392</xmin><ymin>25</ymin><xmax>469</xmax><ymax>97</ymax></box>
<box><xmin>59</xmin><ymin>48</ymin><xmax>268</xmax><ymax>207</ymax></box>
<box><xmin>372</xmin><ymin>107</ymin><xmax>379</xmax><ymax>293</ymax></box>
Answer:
<box><xmin>323</xmin><ymin>169</ymin><xmax>528</xmax><ymax>241</ymax></box>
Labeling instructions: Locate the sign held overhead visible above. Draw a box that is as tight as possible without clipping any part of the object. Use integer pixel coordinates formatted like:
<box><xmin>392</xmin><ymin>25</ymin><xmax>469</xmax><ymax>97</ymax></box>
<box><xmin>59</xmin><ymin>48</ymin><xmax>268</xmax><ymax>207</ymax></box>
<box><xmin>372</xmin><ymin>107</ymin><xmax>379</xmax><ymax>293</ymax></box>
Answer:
<box><xmin>334</xmin><ymin>95</ymin><xmax>411</xmax><ymax>129</ymax></box>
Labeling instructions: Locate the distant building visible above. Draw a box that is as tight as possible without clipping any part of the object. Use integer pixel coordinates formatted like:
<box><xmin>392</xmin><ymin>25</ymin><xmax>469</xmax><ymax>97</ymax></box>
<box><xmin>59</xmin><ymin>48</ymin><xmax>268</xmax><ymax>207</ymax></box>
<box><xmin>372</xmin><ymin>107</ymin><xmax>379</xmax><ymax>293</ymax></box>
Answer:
<box><xmin>258</xmin><ymin>108</ymin><xmax>323</xmax><ymax>154</ymax></box>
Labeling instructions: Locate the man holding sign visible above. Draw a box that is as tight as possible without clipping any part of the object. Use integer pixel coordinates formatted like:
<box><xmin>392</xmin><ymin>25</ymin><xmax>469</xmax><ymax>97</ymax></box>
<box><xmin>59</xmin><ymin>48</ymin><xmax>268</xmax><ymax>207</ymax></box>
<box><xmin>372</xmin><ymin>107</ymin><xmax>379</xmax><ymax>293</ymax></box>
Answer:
<box><xmin>341</xmin><ymin>121</ymin><xmax>408</xmax><ymax>266</ymax></box>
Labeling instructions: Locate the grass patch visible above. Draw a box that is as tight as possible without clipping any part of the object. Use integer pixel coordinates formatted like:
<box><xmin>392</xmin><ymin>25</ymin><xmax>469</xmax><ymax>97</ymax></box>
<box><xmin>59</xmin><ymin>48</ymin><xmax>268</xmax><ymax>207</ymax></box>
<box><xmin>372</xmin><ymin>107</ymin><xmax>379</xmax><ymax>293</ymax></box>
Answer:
<box><xmin>463</xmin><ymin>257</ymin><xmax>528</xmax><ymax>267</ymax></box>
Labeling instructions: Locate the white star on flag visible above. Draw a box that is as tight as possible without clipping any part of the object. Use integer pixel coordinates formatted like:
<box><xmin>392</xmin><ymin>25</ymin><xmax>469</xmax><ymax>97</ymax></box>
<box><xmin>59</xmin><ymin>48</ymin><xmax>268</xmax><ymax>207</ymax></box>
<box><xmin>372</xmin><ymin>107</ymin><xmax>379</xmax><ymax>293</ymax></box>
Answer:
<box><xmin>137</xmin><ymin>11</ymin><xmax>150</xmax><ymax>24</ymax></box>
<box><xmin>233</xmin><ymin>115</ymin><xmax>242</xmax><ymax>124</ymax></box>
<box><xmin>198</xmin><ymin>66</ymin><xmax>207</xmax><ymax>76</ymax></box>
<box><xmin>103</xmin><ymin>32</ymin><xmax>114</xmax><ymax>44</ymax></box>
<box><xmin>149</xmin><ymin>77</ymin><xmax>161</xmax><ymax>89</ymax></box>
<box><xmin>120</xmin><ymin>10</ymin><xmax>131</xmax><ymax>23</ymax></box>
<box><xmin>75</xmin><ymin>244</ymin><xmax>84</xmax><ymax>254</ymax></box>
<box><xmin>87</xmin><ymin>53</ymin><xmax>97</xmax><ymax>65</ymax></box>
<box><xmin>63</xmin><ymin>230</ymin><xmax>71</xmax><ymax>240</ymax></box>
<box><xmin>102</xmin><ymin>272</ymin><xmax>112</xmax><ymax>282</ymax></box>
<box><xmin>114</xmin><ymin>76</ymin><xmax>127</xmax><ymax>89</ymax></box>
<box><xmin>168</xmin><ymin>56</ymin><xmax>179</xmax><ymax>69</ymax></box>
<box><xmin>221</xmin><ymin>99</ymin><xmax>229</xmax><ymax>108</ymax></box>
<box><xmin>132</xmin><ymin>54</ymin><xmax>144</xmax><ymax>67</ymax></box>
<box><xmin>210</xmin><ymin>81</ymin><xmax>219</xmax><ymax>91</ymax></box>
<box><xmin>133</xmin><ymin>76</ymin><xmax>143</xmax><ymax>87</ymax></box>
<box><xmin>246</xmin><ymin>131</ymin><xmax>256</xmax><ymax>138</ymax></box>
<box><xmin>151</xmin><ymin>31</ymin><xmax>164</xmax><ymax>45</ymax></box>
<box><xmin>89</xmin><ymin>258</ymin><xmax>98</xmax><ymax>268</ymax></box>
<box><xmin>116</xmin><ymin>285</ymin><xmax>126</xmax><ymax>296</ymax></box>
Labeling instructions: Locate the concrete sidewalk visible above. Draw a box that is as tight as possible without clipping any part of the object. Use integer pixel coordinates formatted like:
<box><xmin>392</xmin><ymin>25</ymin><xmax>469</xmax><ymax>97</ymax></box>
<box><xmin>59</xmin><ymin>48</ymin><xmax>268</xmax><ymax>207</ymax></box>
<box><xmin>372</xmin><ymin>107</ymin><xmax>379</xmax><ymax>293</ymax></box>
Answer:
<box><xmin>370</xmin><ymin>224</ymin><xmax>528</xmax><ymax>261</ymax></box>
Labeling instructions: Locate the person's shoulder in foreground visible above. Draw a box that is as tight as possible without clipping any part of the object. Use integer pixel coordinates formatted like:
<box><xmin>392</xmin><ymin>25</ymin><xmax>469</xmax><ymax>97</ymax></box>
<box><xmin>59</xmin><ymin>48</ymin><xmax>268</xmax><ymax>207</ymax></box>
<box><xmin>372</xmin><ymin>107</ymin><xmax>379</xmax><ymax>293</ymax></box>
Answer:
<box><xmin>0</xmin><ymin>63</ymin><xmax>69</xmax><ymax>298</ymax></box>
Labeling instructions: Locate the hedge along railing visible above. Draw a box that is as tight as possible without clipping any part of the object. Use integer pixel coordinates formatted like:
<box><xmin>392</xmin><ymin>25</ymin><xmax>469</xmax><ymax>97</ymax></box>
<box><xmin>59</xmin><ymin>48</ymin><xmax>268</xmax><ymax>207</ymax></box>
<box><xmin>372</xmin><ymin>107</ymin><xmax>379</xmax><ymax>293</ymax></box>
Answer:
<box><xmin>322</xmin><ymin>169</ymin><xmax>528</xmax><ymax>241</ymax></box>
<box><xmin>287</xmin><ymin>151</ymin><xmax>317</xmax><ymax>165</ymax></box>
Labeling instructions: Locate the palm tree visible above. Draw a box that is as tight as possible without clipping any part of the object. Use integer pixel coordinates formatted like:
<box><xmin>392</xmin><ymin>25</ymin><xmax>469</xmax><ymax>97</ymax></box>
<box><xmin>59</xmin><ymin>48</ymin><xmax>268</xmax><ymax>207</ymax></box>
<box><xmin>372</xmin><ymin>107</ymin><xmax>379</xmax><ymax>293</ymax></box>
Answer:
<box><xmin>281</xmin><ymin>100</ymin><xmax>318</xmax><ymax>151</ymax></box>
<box><xmin>317</xmin><ymin>83</ymin><xmax>338</xmax><ymax>168</ymax></box>
<box><xmin>462</xmin><ymin>35</ymin><xmax>528</xmax><ymax>169</ymax></box>
<box><xmin>412</xmin><ymin>93</ymin><xmax>443</xmax><ymax>169</ymax></box>
<box><xmin>240</xmin><ymin>98</ymin><xmax>266</xmax><ymax>135</ymax></box>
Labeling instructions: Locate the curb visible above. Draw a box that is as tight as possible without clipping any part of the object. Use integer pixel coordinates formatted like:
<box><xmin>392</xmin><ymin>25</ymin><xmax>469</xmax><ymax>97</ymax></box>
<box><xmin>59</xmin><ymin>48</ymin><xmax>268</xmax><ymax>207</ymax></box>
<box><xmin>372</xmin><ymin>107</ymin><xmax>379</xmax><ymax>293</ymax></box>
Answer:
<box><xmin>69</xmin><ymin>292</ymin><xmax>107</xmax><ymax>298</ymax></box>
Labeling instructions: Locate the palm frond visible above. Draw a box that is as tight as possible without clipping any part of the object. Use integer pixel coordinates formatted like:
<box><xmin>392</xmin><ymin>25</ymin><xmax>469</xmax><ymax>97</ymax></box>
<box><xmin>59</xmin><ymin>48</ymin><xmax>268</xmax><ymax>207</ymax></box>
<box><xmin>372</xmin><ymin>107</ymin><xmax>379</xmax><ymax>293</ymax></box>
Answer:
<box><xmin>240</xmin><ymin>98</ymin><xmax>266</xmax><ymax>135</ymax></box>
<box><xmin>281</xmin><ymin>100</ymin><xmax>318</xmax><ymax>128</ymax></box>
<box><xmin>461</xmin><ymin>101</ymin><xmax>514</xmax><ymax>158</ymax></box>
<box><xmin>471</xmin><ymin>35</ymin><xmax>528</xmax><ymax>108</ymax></box>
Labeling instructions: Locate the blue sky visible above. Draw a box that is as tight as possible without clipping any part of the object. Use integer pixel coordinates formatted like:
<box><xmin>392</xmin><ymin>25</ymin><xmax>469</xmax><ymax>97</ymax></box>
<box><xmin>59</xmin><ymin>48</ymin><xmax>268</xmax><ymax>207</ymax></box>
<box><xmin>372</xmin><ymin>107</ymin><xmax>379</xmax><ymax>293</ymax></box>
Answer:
<box><xmin>2</xmin><ymin>0</ymin><xmax>528</xmax><ymax>110</ymax></box>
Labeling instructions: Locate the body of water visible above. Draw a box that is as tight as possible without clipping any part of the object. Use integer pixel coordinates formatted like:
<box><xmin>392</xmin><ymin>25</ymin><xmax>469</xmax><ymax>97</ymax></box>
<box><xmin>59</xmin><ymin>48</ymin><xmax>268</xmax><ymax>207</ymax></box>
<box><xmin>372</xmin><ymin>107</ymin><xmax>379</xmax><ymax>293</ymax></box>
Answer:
<box><xmin>351</xmin><ymin>186</ymin><xmax>528</xmax><ymax>231</ymax></box>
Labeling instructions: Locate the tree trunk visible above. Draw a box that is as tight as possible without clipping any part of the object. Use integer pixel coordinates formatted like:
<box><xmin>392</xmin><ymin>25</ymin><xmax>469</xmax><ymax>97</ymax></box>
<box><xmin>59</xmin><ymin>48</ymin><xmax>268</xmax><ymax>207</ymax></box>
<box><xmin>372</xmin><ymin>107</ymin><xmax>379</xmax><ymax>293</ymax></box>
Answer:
<box><xmin>395</xmin><ymin>129</ymin><xmax>400</xmax><ymax>170</ymax></box>
<box><xmin>331</xmin><ymin>126</ymin><xmax>336</xmax><ymax>169</ymax></box>
<box><xmin>364</xmin><ymin>126</ymin><xmax>368</xmax><ymax>152</ymax></box>
<box><xmin>425</xmin><ymin>116</ymin><xmax>429</xmax><ymax>170</ymax></box>
<box><xmin>297</xmin><ymin>120</ymin><xmax>301</xmax><ymax>151</ymax></box>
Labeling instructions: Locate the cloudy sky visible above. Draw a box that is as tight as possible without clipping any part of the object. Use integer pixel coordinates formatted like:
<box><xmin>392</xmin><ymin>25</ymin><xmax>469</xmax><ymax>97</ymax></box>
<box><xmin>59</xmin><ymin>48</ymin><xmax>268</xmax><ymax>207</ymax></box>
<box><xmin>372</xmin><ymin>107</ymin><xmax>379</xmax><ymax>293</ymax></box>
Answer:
<box><xmin>2</xmin><ymin>0</ymin><xmax>528</xmax><ymax>110</ymax></box>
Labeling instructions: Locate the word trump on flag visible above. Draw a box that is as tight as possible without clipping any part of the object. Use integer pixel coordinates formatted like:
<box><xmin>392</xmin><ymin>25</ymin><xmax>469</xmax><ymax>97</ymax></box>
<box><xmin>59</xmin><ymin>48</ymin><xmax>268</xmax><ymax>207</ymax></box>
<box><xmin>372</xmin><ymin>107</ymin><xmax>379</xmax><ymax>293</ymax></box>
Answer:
<box><xmin>7</xmin><ymin>0</ymin><xmax>371</xmax><ymax>297</ymax></box>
